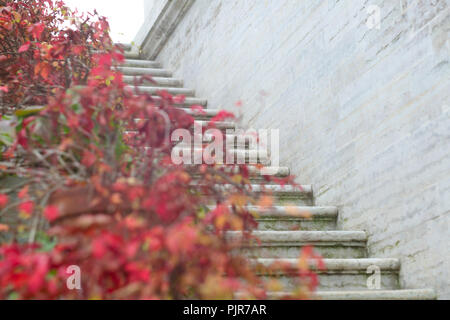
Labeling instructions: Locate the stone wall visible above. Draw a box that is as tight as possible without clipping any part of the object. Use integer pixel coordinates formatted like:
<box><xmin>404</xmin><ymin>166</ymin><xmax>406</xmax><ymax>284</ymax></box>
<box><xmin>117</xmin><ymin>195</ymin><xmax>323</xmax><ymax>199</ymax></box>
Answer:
<box><xmin>134</xmin><ymin>0</ymin><xmax>168</xmax><ymax>46</ymax></box>
<box><xmin>155</xmin><ymin>0</ymin><xmax>450</xmax><ymax>298</ymax></box>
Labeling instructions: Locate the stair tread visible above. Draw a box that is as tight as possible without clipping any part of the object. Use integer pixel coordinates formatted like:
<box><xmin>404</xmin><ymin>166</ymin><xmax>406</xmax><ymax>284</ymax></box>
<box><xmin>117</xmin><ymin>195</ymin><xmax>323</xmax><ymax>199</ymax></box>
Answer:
<box><xmin>133</xmin><ymin>86</ymin><xmax>195</xmax><ymax>96</ymax></box>
<box><xmin>149</xmin><ymin>95</ymin><xmax>207</xmax><ymax>106</ymax></box>
<box><xmin>227</xmin><ymin>230</ymin><xmax>367</xmax><ymax>242</ymax></box>
<box><xmin>254</xmin><ymin>258</ymin><xmax>400</xmax><ymax>270</ymax></box>
<box><xmin>123</xmin><ymin>75</ymin><xmax>183</xmax><ymax>87</ymax></box>
<box><xmin>124</xmin><ymin>52</ymin><xmax>140</xmax><ymax>59</ymax></box>
<box><xmin>123</xmin><ymin>59</ymin><xmax>161</xmax><ymax>68</ymax></box>
<box><xmin>247</xmin><ymin>206</ymin><xmax>338</xmax><ymax>218</ymax></box>
<box><xmin>312</xmin><ymin>289</ymin><xmax>436</xmax><ymax>300</ymax></box>
<box><xmin>117</xmin><ymin>66</ymin><xmax>172</xmax><ymax>77</ymax></box>
<box><xmin>214</xmin><ymin>184</ymin><xmax>312</xmax><ymax>194</ymax></box>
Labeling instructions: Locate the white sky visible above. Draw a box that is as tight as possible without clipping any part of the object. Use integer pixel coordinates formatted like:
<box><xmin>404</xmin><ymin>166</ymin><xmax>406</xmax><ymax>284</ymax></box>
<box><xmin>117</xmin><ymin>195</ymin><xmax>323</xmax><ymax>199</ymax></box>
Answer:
<box><xmin>64</xmin><ymin>0</ymin><xmax>145</xmax><ymax>43</ymax></box>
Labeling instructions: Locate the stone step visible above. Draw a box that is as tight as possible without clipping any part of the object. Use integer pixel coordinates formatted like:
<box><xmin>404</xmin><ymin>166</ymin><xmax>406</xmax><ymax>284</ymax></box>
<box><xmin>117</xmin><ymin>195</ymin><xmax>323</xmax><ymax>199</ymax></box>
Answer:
<box><xmin>248</xmin><ymin>206</ymin><xmax>338</xmax><ymax>231</ymax></box>
<box><xmin>266</xmin><ymin>289</ymin><xmax>437</xmax><ymax>300</ymax></box>
<box><xmin>185</xmin><ymin>165</ymin><xmax>290</xmax><ymax>178</ymax></box>
<box><xmin>117</xmin><ymin>66</ymin><xmax>172</xmax><ymax>77</ymax></box>
<box><xmin>117</xmin><ymin>43</ymin><xmax>133</xmax><ymax>51</ymax></box>
<box><xmin>182</xmin><ymin>108</ymin><xmax>219</xmax><ymax>120</ymax></box>
<box><xmin>150</xmin><ymin>95</ymin><xmax>207</xmax><ymax>107</ymax></box>
<box><xmin>254</xmin><ymin>258</ymin><xmax>400</xmax><ymax>291</ymax></box>
<box><xmin>204</xmin><ymin>205</ymin><xmax>337</xmax><ymax>230</ymax></box>
<box><xmin>216</xmin><ymin>184</ymin><xmax>313</xmax><ymax>205</ymax></box>
<box><xmin>133</xmin><ymin>86</ymin><xmax>195</xmax><ymax>96</ymax></box>
<box><xmin>181</xmin><ymin>133</ymin><xmax>271</xmax><ymax>150</ymax></box>
<box><xmin>251</xmin><ymin>184</ymin><xmax>313</xmax><ymax>205</ymax></box>
<box><xmin>171</xmin><ymin>134</ymin><xmax>257</xmax><ymax>150</ymax></box>
<box><xmin>123</xmin><ymin>59</ymin><xmax>161</xmax><ymax>68</ymax></box>
<box><xmin>228</xmin><ymin>230</ymin><xmax>367</xmax><ymax>259</ymax></box>
<box><xmin>131</xmin><ymin>119</ymin><xmax>235</xmax><ymax>131</ymax></box>
<box><xmin>124</xmin><ymin>51</ymin><xmax>140</xmax><ymax>60</ymax></box>
<box><xmin>123</xmin><ymin>75</ymin><xmax>183</xmax><ymax>87</ymax></box>
<box><xmin>173</xmin><ymin>148</ymin><xmax>271</xmax><ymax>165</ymax></box>
<box><xmin>195</xmin><ymin>184</ymin><xmax>312</xmax><ymax>206</ymax></box>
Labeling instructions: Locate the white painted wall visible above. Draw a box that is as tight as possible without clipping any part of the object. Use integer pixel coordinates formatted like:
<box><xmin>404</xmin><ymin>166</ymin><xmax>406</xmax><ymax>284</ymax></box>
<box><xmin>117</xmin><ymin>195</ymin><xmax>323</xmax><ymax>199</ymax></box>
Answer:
<box><xmin>155</xmin><ymin>0</ymin><xmax>450</xmax><ymax>298</ymax></box>
<box><xmin>135</xmin><ymin>0</ymin><xmax>168</xmax><ymax>46</ymax></box>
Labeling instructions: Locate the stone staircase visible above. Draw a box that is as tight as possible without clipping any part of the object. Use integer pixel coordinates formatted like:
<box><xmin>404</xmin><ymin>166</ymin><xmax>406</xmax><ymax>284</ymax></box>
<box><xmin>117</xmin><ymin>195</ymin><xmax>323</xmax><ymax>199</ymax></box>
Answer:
<box><xmin>121</xmin><ymin>46</ymin><xmax>436</xmax><ymax>300</ymax></box>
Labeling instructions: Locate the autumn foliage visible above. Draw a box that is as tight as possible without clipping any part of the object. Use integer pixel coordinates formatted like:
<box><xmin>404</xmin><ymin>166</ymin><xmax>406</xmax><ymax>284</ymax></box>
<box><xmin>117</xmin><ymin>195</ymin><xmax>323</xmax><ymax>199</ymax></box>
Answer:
<box><xmin>0</xmin><ymin>0</ymin><xmax>320</xmax><ymax>299</ymax></box>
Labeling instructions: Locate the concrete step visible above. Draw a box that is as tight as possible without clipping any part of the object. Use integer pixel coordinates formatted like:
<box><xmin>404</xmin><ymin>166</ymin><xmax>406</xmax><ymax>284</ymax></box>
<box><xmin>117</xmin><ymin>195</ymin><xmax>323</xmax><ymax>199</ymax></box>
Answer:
<box><xmin>117</xmin><ymin>66</ymin><xmax>172</xmax><ymax>77</ymax></box>
<box><xmin>214</xmin><ymin>184</ymin><xmax>313</xmax><ymax>206</ymax></box>
<box><xmin>124</xmin><ymin>51</ymin><xmax>140</xmax><ymax>60</ymax></box>
<box><xmin>150</xmin><ymin>95</ymin><xmax>207</xmax><ymax>107</ymax></box>
<box><xmin>203</xmin><ymin>205</ymin><xmax>337</xmax><ymax>230</ymax></box>
<box><xmin>171</xmin><ymin>134</ymin><xmax>256</xmax><ymax>150</ymax></box>
<box><xmin>267</xmin><ymin>289</ymin><xmax>437</xmax><ymax>300</ymax></box>
<box><xmin>117</xmin><ymin>43</ymin><xmax>133</xmax><ymax>51</ymax></box>
<box><xmin>134</xmin><ymin>86</ymin><xmax>195</xmax><ymax>96</ymax></box>
<box><xmin>248</xmin><ymin>206</ymin><xmax>338</xmax><ymax>231</ymax></box>
<box><xmin>255</xmin><ymin>258</ymin><xmax>400</xmax><ymax>291</ymax></box>
<box><xmin>228</xmin><ymin>231</ymin><xmax>367</xmax><ymax>259</ymax></box>
<box><xmin>191</xmin><ymin>120</ymin><xmax>236</xmax><ymax>130</ymax></box>
<box><xmin>131</xmin><ymin>120</ymin><xmax>235</xmax><ymax>131</ymax></box>
<box><xmin>173</xmin><ymin>148</ymin><xmax>271</xmax><ymax>165</ymax></box>
<box><xmin>185</xmin><ymin>165</ymin><xmax>290</xmax><ymax>179</ymax></box>
<box><xmin>124</xmin><ymin>59</ymin><xmax>161</xmax><ymax>68</ymax></box>
<box><xmin>123</xmin><ymin>75</ymin><xmax>183</xmax><ymax>87</ymax></box>
<box><xmin>195</xmin><ymin>184</ymin><xmax>312</xmax><ymax>206</ymax></box>
<box><xmin>182</xmin><ymin>108</ymin><xmax>219</xmax><ymax>120</ymax></box>
<box><xmin>181</xmin><ymin>133</ymin><xmax>270</xmax><ymax>150</ymax></box>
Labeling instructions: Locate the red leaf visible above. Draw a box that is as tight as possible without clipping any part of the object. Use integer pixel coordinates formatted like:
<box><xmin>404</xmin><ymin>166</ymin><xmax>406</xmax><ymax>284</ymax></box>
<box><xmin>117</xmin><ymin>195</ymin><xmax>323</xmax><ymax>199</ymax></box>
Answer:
<box><xmin>210</xmin><ymin>110</ymin><xmax>235</xmax><ymax>123</ymax></box>
<box><xmin>43</xmin><ymin>206</ymin><xmax>60</xmax><ymax>222</ymax></box>
<box><xmin>29</xmin><ymin>23</ymin><xmax>45</xmax><ymax>40</ymax></box>
<box><xmin>19</xmin><ymin>201</ymin><xmax>34</xmax><ymax>215</ymax></box>
<box><xmin>0</xmin><ymin>194</ymin><xmax>8</xmax><ymax>207</ymax></box>
<box><xmin>81</xmin><ymin>150</ymin><xmax>96</xmax><ymax>167</ymax></box>
<box><xmin>18</xmin><ymin>42</ymin><xmax>31</xmax><ymax>53</ymax></box>
<box><xmin>18</xmin><ymin>186</ymin><xmax>29</xmax><ymax>199</ymax></box>
<box><xmin>72</xmin><ymin>45</ymin><xmax>84</xmax><ymax>55</ymax></box>
<box><xmin>190</xmin><ymin>105</ymin><xmax>206</xmax><ymax>115</ymax></box>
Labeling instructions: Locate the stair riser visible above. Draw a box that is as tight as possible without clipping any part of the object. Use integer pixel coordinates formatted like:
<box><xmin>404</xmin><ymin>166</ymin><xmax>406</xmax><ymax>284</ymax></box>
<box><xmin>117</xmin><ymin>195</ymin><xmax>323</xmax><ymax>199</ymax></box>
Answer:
<box><xmin>123</xmin><ymin>76</ymin><xmax>183</xmax><ymax>87</ymax></box>
<box><xmin>171</xmin><ymin>152</ymin><xmax>271</xmax><ymax>166</ymax></box>
<box><xmin>239</xmin><ymin>245</ymin><xmax>367</xmax><ymax>259</ymax></box>
<box><xmin>203</xmin><ymin>196</ymin><xmax>313</xmax><ymax>207</ymax></box>
<box><xmin>260</xmin><ymin>273</ymin><xmax>399</xmax><ymax>291</ymax></box>
<box><xmin>135</xmin><ymin>87</ymin><xmax>195</xmax><ymax>96</ymax></box>
<box><xmin>263</xmin><ymin>289</ymin><xmax>437</xmax><ymax>300</ymax></box>
<box><xmin>175</xmin><ymin>139</ymin><xmax>268</xmax><ymax>150</ymax></box>
<box><xmin>124</xmin><ymin>60</ymin><xmax>161</xmax><ymax>68</ymax></box>
<box><xmin>117</xmin><ymin>67</ymin><xmax>172</xmax><ymax>77</ymax></box>
<box><xmin>256</xmin><ymin>219</ymin><xmax>337</xmax><ymax>231</ymax></box>
<box><xmin>271</xmin><ymin>194</ymin><xmax>314</xmax><ymax>206</ymax></box>
<box><xmin>124</xmin><ymin>52</ymin><xmax>140</xmax><ymax>59</ymax></box>
<box><xmin>150</xmin><ymin>96</ymin><xmax>207</xmax><ymax>107</ymax></box>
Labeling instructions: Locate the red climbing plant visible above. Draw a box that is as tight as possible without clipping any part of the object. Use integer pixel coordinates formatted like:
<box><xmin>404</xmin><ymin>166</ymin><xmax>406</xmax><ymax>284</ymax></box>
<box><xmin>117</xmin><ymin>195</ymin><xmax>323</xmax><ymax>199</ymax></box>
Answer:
<box><xmin>0</xmin><ymin>0</ymin><xmax>113</xmax><ymax>112</ymax></box>
<box><xmin>0</xmin><ymin>0</ymin><xmax>322</xmax><ymax>300</ymax></box>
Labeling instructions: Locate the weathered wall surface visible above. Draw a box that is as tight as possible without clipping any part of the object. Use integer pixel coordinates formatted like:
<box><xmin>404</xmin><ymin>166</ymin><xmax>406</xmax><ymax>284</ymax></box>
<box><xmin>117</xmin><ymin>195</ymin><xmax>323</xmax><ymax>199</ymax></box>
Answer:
<box><xmin>135</xmin><ymin>0</ymin><xmax>168</xmax><ymax>46</ymax></box>
<box><xmin>156</xmin><ymin>0</ymin><xmax>450</xmax><ymax>298</ymax></box>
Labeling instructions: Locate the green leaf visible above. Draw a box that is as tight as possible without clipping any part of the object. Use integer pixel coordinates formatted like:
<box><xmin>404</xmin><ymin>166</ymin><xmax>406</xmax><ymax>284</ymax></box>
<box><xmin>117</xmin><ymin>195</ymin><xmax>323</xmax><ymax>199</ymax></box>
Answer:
<box><xmin>15</xmin><ymin>107</ymin><xmax>43</xmax><ymax>118</ymax></box>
